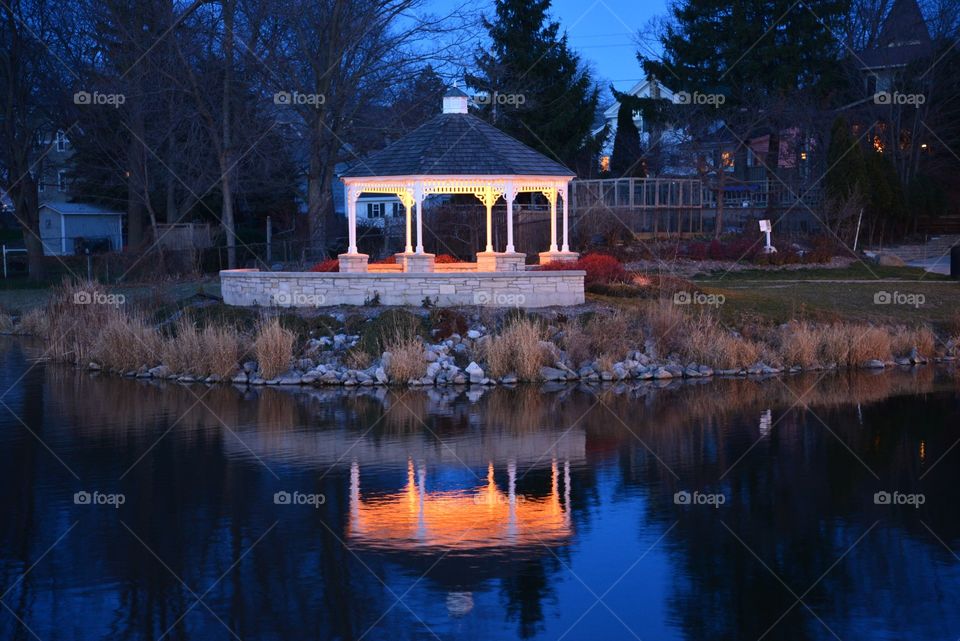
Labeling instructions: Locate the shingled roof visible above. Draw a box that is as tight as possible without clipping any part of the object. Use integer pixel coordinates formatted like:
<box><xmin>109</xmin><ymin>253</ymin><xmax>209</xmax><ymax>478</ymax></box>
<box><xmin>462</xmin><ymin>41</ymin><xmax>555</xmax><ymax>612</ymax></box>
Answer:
<box><xmin>341</xmin><ymin>111</ymin><xmax>575</xmax><ymax>178</ymax></box>
<box><xmin>859</xmin><ymin>0</ymin><xmax>932</xmax><ymax>69</ymax></box>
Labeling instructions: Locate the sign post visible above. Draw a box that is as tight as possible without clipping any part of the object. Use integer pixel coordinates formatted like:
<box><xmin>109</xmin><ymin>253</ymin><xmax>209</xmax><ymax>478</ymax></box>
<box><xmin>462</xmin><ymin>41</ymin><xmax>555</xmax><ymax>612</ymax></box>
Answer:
<box><xmin>759</xmin><ymin>219</ymin><xmax>776</xmax><ymax>254</ymax></box>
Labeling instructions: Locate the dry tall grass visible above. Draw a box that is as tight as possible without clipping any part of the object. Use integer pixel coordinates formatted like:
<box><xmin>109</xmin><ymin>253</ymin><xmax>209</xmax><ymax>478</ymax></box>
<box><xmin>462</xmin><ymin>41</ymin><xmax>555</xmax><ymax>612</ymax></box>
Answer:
<box><xmin>92</xmin><ymin>312</ymin><xmax>162</xmax><ymax>372</ymax></box>
<box><xmin>817</xmin><ymin>324</ymin><xmax>891</xmax><ymax>366</ymax></box>
<box><xmin>643</xmin><ymin>300</ymin><xmax>688</xmax><ymax>355</ymax></box>
<box><xmin>200</xmin><ymin>325</ymin><xmax>244</xmax><ymax>378</ymax></box>
<box><xmin>162</xmin><ymin>317</ymin><xmax>205</xmax><ymax>375</ymax></box>
<box><xmin>563</xmin><ymin>311</ymin><xmax>634</xmax><ymax>366</ymax></box>
<box><xmin>485</xmin><ymin>318</ymin><xmax>547</xmax><ymax>380</ymax></box>
<box><xmin>776</xmin><ymin>322</ymin><xmax>822</xmax><ymax>368</ymax></box>
<box><xmin>47</xmin><ymin>280</ymin><xmax>122</xmax><ymax>364</ymax></box>
<box><xmin>383</xmin><ymin>331</ymin><xmax>427</xmax><ymax>382</ymax></box>
<box><xmin>18</xmin><ymin>308</ymin><xmax>48</xmax><ymax>337</ymax></box>
<box><xmin>890</xmin><ymin>325</ymin><xmax>937</xmax><ymax>357</ymax></box>
<box><xmin>254</xmin><ymin>317</ymin><xmax>295</xmax><ymax>379</ymax></box>
<box><xmin>682</xmin><ymin>316</ymin><xmax>762</xmax><ymax>370</ymax></box>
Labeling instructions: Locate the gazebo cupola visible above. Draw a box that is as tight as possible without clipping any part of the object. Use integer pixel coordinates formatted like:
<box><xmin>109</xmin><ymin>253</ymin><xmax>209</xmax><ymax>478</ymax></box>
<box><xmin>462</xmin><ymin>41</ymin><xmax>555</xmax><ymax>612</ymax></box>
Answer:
<box><xmin>338</xmin><ymin>86</ymin><xmax>579</xmax><ymax>273</ymax></box>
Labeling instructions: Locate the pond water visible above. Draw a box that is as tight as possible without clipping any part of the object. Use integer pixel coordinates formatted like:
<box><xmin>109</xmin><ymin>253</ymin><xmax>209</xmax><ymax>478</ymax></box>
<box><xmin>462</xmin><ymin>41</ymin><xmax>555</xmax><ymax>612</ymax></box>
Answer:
<box><xmin>1</xmin><ymin>337</ymin><xmax>959</xmax><ymax>640</ymax></box>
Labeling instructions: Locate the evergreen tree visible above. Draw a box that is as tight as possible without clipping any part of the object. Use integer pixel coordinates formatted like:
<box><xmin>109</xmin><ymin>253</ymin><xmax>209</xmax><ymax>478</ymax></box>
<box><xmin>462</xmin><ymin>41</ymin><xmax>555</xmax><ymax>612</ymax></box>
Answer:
<box><xmin>610</xmin><ymin>101</ymin><xmax>646</xmax><ymax>178</ymax></box>
<box><xmin>824</xmin><ymin>116</ymin><xmax>866</xmax><ymax>200</ymax></box>
<box><xmin>467</xmin><ymin>0</ymin><xmax>603</xmax><ymax>170</ymax></box>
<box><xmin>645</xmin><ymin>0</ymin><xmax>848</xmax><ymax>110</ymax></box>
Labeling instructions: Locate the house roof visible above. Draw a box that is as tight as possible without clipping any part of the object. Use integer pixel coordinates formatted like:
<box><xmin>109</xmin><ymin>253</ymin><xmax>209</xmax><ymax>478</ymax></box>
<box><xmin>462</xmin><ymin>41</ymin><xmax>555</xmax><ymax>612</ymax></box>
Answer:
<box><xmin>879</xmin><ymin>0</ymin><xmax>930</xmax><ymax>47</ymax></box>
<box><xmin>341</xmin><ymin>111</ymin><xmax>574</xmax><ymax>178</ymax></box>
<box><xmin>41</xmin><ymin>202</ymin><xmax>124</xmax><ymax>216</ymax></box>
<box><xmin>859</xmin><ymin>0</ymin><xmax>931</xmax><ymax>69</ymax></box>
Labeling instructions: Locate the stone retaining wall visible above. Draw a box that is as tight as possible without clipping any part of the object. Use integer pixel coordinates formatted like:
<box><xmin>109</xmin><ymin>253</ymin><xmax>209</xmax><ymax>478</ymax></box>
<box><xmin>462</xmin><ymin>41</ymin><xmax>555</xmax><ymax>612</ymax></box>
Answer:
<box><xmin>220</xmin><ymin>269</ymin><xmax>586</xmax><ymax>308</ymax></box>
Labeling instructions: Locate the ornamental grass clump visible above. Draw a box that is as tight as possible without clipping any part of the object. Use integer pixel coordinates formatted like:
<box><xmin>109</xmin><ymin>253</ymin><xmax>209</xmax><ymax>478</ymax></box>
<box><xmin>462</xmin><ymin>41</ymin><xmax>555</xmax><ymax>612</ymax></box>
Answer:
<box><xmin>682</xmin><ymin>316</ymin><xmax>762</xmax><ymax>370</ymax></box>
<box><xmin>47</xmin><ymin>280</ymin><xmax>122</xmax><ymax>365</ymax></box>
<box><xmin>91</xmin><ymin>312</ymin><xmax>162</xmax><ymax>372</ymax></box>
<box><xmin>776</xmin><ymin>322</ymin><xmax>822</xmax><ymax>369</ymax></box>
<box><xmin>890</xmin><ymin>325</ymin><xmax>936</xmax><ymax>358</ymax></box>
<box><xmin>484</xmin><ymin>317</ymin><xmax>547</xmax><ymax>380</ymax></box>
<box><xmin>383</xmin><ymin>330</ymin><xmax>427</xmax><ymax>382</ymax></box>
<box><xmin>200</xmin><ymin>325</ymin><xmax>244</xmax><ymax>379</ymax></box>
<box><xmin>161</xmin><ymin>316</ymin><xmax>205</xmax><ymax>375</ymax></box>
<box><xmin>254</xmin><ymin>317</ymin><xmax>295</xmax><ymax>379</ymax></box>
<box><xmin>562</xmin><ymin>311</ymin><xmax>633</xmax><ymax>367</ymax></box>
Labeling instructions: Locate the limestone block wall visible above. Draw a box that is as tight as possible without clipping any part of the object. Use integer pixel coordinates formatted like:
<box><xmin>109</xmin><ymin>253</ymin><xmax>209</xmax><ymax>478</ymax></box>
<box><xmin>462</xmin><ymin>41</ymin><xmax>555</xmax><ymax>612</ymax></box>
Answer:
<box><xmin>220</xmin><ymin>269</ymin><xmax>585</xmax><ymax>308</ymax></box>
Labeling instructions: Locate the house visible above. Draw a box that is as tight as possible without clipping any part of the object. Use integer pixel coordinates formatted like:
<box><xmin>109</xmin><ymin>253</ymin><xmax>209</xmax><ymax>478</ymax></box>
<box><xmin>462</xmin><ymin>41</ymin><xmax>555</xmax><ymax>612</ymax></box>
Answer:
<box><xmin>39</xmin><ymin>202</ymin><xmax>124</xmax><ymax>256</ymax></box>
<box><xmin>595</xmin><ymin>76</ymin><xmax>676</xmax><ymax>171</ymax></box>
<box><xmin>858</xmin><ymin>0</ymin><xmax>932</xmax><ymax>97</ymax></box>
<box><xmin>34</xmin><ymin>129</ymin><xmax>74</xmax><ymax>204</ymax></box>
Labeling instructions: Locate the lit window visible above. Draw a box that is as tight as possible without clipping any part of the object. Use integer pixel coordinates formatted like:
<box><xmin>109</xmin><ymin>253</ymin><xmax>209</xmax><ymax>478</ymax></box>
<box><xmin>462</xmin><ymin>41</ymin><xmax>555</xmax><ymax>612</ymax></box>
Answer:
<box><xmin>599</xmin><ymin>156</ymin><xmax>610</xmax><ymax>172</ymax></box>
<box><xmin>873</xmin><ymin>136</ymin><xmax>885</xmax><ymax>153</ymax></box>
<box><xmin>721</xmin><ymin>151</ymin><xmax>734</xmax><ymax>168</ymax></box>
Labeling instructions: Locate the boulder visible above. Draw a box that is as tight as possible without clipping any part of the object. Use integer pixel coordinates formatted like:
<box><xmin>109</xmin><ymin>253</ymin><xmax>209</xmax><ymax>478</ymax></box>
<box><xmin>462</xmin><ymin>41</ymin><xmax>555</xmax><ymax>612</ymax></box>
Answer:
<box><xmin>540</xmin><ymin>366</ymin><xmax>568</xmax><ymax>381</ymax></box>
<box><xmin>863</xmin><ymin>359</ymin><xmax>885</xmax><ymax>369</ymax></box>
<box><xmin>874</xmin><ymin>253</ymin><xmax>906</xmax><ymax>267</ymax></box>
<box><xmin>465</xmin><ymin>361</ymin><xmax>484</xmax><ymax>383</ymax></box>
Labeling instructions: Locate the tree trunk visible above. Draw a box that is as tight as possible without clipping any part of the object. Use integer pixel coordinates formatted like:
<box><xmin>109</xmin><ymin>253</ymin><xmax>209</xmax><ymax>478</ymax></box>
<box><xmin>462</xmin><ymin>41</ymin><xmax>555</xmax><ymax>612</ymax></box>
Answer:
<box><xmin>12</xmin><ymin>181</ymin><xmax>44</xmax><ymax>282</ymax></box>
<box><xmin>221</xmin><ymin>0</ymin><xmax>237</xmax><ymax>269</ymax></box>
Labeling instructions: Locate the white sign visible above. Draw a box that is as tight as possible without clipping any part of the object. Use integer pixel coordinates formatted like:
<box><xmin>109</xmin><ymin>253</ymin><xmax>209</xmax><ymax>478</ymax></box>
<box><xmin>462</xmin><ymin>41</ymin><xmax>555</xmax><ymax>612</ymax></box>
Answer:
<box><xmin>759</xmin><ymin>219</ymin><xmax>771</xmax><ymax>232</ymax></box>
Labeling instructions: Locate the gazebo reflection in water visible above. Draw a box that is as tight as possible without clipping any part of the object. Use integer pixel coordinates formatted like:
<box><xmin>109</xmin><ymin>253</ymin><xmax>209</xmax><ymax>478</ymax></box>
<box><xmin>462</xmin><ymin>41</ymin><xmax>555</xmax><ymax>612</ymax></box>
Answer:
<box><xmin>348</xmin><ymin>458</ymin><xmax>573</xmax><ymax>553</ymax></box>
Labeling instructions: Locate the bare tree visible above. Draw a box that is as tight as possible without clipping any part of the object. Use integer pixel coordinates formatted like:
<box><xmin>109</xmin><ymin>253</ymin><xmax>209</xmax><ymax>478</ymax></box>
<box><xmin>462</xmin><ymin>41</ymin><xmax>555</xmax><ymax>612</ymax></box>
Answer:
<box><xmin>0</xmin><ymin>0</ymin><xmax>80</xmax><ymax>280</ymax></box>
<box><xmin>264</xmin><ymin>0</ymin><xmax>472</xmax><ymax>257</ymax></box>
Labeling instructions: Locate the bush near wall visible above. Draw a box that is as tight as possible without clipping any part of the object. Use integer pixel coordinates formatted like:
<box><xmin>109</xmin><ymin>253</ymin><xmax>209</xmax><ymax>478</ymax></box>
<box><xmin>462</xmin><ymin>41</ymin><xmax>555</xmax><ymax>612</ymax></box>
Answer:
<box><xmin>539</xmin><ymin>253</ymin><xmax>628</xmax><ymax>286</ymax></box>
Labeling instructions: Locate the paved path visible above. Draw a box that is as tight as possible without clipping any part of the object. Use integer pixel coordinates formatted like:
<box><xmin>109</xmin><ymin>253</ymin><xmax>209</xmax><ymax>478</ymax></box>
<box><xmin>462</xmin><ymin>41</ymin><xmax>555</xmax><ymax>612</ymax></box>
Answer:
<box><xmin>908</xmin><ymin>256</ymin><xmax>951</xmax><ymax>276</ymax></box>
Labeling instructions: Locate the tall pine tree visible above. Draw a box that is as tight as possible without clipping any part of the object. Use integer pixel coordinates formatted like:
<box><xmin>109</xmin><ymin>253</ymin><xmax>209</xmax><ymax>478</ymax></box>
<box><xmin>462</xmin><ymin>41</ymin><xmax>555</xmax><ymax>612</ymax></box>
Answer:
<box><xmin>467</xmin><ymin>0</ymin><xmax>603</xmax><ymax>172</ymax></box>
<box><xmin>645</xmin><ymin>0</ymin><xmax>848</xmax><ymax>110</ymax></box>
<box><xmin>610</xmin><ymin>101</ymin><xmax>646</xmax><ymax>178</ymax></box>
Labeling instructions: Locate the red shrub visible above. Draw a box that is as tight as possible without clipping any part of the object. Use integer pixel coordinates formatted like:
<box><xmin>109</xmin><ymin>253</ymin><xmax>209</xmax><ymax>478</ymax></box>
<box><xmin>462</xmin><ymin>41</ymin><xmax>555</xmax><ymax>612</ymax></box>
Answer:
<box><xmin>308</xmin><ymin>259</ymin><xmax>339</xmax><ymax>272</ymax></box>
<box><xmin>435</xmin><ymin>254</ymin><xmax>459</xmax><ymax>263</ymax></box>
<box><xmin>371</xmin><ymin>255</ymin><xmax>396</xmax><ymax>264</ymax></box>
<box><xmin>540</xmin><ymin>253</ymin><xmax>627</xmax><ymax>286</ymax></box>
<box><xmin>686</xmin><ymin>242</ymin><xmax>709</xmax><ymax>260</ymax></box>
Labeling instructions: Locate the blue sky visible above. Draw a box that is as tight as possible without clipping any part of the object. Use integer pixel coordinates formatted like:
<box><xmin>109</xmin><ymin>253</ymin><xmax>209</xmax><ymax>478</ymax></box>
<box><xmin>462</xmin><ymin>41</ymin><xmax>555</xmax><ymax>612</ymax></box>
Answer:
<box><xmin>426</xmin><ymin>0</ymin><xmax>669</xmax><ymax>99</ymax></box>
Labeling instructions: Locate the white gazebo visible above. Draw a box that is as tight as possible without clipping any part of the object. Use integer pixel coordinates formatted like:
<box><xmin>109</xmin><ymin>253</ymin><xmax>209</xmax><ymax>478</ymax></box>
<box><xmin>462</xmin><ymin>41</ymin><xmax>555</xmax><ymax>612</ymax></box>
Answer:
<box><xmin>338</xmin><ymin>87</ymin><xmax>579</xmax><ymax>273</ymax></box>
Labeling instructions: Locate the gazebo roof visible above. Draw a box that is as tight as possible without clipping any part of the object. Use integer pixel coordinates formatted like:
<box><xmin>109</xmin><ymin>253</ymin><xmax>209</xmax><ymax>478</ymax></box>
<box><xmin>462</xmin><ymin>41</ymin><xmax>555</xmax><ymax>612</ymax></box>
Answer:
<box><xmin>341</xmin><ymin>109</ymin><xmax>575</xmax><ymax>179</ymax></box>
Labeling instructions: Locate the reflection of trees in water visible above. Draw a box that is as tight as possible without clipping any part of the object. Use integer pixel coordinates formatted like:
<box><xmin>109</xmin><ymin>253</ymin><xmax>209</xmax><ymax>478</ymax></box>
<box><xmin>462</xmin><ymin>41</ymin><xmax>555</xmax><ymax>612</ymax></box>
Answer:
<box><xmin>607</xmin><ymin>374</ymin><xmax>960</xmax><ymax>640</ymax></box>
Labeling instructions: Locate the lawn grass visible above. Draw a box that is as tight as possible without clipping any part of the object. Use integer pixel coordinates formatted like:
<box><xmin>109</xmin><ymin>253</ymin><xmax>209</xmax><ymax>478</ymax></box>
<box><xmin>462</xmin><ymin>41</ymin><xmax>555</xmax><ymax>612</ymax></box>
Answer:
<box><xmin>588</xmin><ymin>263</ymin><xmax>960</xmax><ymax>327</ymax></box>
<box><xmin>0</xmin><ymin>279</ymin><xmax>220</xmax><ymax>314</ymax></box>
<box><xmin>696</xmin><ymin>263</ymin><xmax>950</xmax><ymax>282</ymax></box>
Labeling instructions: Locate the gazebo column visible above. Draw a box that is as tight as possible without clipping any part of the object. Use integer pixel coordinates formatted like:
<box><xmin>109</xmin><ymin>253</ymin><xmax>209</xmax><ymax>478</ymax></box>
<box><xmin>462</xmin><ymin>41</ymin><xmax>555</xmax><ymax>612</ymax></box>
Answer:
<box><xmin>505</xmin><ymin>180</ymin><xmax>516</xmax><ymax>253</ymax></box>
<box><xmin>402</xmin><ymin>180</ymin><xmax>434</xmax><ymax>272</ymax></box>
<box><xmin>539</xmin><ymin>181</ymin><xmax>578</xmax><ymax>265</ymax></box>
<box><xmin>547</xmin><ymin>188</ymin><xmax>558</xmax><ymax>252</ymax></box>
<box><xmin>476</xmin><ymin>186</ymin><xmax>522</xmax><ymax>272</ymax></box>
<box><xmin>484</xmin><ymin>194</ymin><xmax>494</xmax><ymax>253</ymax></box>
<box><xmin>415</xmin><ymin>181</ymin><xmax>424</xmax><ymax>253</ymax></box>
<box><xmin>338</xmin><ymin>184</ymin><xmax>368</xmax><ymax>273</ymax></box>
<box><xmin>401</xmin><ymin>190</ymin><xmax>413</xmax><ymax>254</ymax></box>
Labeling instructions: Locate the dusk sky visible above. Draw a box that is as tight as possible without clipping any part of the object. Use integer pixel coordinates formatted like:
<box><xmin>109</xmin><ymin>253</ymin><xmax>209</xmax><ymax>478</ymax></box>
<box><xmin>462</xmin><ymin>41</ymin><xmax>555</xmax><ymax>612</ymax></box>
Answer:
<box><xmin>429</xmin><ymin>0</ymin><xmax>670</xmax><ymax>98</ymax></box>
